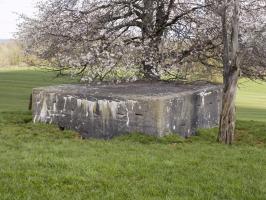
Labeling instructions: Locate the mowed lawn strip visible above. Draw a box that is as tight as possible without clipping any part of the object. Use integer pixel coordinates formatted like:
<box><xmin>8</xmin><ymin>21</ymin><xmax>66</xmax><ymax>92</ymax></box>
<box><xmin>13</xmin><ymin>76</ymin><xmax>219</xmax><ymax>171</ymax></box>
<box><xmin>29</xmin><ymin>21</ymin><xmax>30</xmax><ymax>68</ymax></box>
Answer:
<box><xmin>0</xmin><ymin>69</ymin><xmax>265</xmax><ymax>199</ymax></box>
<box><xmin>0</xmin><ymin>69</ymin><xmax>75</xmax><ymax>111</ymax></box>
<box><xmin>236</xmin><ymin>79</ymin><xmax>266</xmax><ymax>122</ymax></box>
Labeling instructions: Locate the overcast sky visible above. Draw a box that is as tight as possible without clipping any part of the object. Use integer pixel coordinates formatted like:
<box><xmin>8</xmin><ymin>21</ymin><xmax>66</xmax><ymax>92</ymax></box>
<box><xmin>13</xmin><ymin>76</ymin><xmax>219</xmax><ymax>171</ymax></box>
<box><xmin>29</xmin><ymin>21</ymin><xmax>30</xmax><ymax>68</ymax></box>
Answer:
<box><xmin>0</xmin><ymin>0</ymin><xmax>37</xmax><ymax>39</ymax></box>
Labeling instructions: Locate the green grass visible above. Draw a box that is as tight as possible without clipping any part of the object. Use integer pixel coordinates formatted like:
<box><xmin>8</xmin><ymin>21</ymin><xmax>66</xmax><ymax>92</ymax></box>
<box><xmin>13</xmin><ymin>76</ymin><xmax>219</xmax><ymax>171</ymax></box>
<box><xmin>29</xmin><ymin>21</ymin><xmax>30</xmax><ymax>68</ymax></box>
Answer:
<box><xmin>236</xmin><ymin>79</ymin><xmax>266</xmax><ymax>122</ymax></box>
<box><xmin>0</xmin><ymin>112</ymin><xmax>266</xmax><ymax>200</ymax></box>
<box><xmin>0</xmin><ymin>69</ymin><xmax>75</xmax><ymax>112</ymax></box>
<box><xmin>0</xmin><ymin>69</ymin><xmax>266</xmax><ymax>199</ymax></box>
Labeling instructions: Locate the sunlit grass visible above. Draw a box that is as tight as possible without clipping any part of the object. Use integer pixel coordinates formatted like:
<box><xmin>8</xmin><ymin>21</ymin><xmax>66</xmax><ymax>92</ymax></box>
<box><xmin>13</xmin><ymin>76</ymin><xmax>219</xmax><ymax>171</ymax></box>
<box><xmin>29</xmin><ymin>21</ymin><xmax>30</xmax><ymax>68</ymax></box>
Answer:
<box><xmin>236</xmin><ymin>79</ymin><xmax>266</xmax><ymax>122</ymax></box>
<box><xmin>0</xmin><ymin>69</ymin><xmax>76</xmax><ymax>112</ymax></box>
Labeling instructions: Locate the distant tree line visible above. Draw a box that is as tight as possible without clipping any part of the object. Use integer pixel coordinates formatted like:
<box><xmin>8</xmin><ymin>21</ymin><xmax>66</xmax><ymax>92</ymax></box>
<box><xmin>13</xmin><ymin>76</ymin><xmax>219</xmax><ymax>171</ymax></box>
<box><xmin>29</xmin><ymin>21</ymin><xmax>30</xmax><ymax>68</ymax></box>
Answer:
<box><xmin>0</xmin><ymin>40</ymin><xmax>47</xmax><ymax>67</ymax></box>
<box><xmin>0</xmin><ymin>40</ymin><xmax>23</xmax><ymax>67</ymax></box>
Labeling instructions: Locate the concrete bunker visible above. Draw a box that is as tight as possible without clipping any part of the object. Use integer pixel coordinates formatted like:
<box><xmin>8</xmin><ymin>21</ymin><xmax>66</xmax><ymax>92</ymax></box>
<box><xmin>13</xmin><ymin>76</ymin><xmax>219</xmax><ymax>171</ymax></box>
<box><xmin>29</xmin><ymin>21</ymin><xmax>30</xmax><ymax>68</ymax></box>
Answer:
<box><xmin>32</xmin><ymin>81</ymin><xmax>223</xmax><ymax>139</ymax></box>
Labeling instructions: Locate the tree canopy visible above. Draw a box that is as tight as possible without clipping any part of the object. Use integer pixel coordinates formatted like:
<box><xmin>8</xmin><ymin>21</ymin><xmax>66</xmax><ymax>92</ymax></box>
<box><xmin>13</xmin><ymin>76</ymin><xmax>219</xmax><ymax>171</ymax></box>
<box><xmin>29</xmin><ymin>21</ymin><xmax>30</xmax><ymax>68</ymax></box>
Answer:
<box><xmin>17</xmin><ymin>0</ymin><xmax>265</xmax><ymax>82</ymax></box>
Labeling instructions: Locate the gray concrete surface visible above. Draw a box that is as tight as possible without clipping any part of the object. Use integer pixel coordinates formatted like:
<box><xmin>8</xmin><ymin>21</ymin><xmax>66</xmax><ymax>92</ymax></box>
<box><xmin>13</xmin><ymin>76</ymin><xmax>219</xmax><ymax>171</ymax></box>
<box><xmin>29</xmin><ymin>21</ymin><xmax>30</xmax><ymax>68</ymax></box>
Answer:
<box><xmin>32</xmin><ymin>81</ymin><xmax>223</xmax><ymax>138</ymax></box>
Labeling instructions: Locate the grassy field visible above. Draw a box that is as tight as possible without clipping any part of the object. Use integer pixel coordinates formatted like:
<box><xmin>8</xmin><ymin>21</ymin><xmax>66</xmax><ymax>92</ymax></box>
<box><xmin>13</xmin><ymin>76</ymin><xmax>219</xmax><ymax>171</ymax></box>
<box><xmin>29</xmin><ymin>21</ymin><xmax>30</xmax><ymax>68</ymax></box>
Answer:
<box><xmin>0</xmin><ymin>69</ymin><xmax>75</xmax><ymax>112</ymax></box>
<box><xmin>0</xmin><ymin>69</ymin><xmax>266</xmax><ymax>200</ymax></box>
<box><xmin>237</xmin><ymin>79</ymin><xmax>266</xmax><ymax>122</ymax></box>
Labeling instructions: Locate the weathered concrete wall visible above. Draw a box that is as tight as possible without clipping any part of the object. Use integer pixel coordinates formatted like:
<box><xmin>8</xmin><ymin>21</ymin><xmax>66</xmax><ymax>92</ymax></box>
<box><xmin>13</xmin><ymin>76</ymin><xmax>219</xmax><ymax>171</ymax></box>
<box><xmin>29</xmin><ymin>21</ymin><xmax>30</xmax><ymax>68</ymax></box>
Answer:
<box><xmin>32</xmin><ymin>82</ymin><xmax>223</xmax><ymax>139</ymax></box>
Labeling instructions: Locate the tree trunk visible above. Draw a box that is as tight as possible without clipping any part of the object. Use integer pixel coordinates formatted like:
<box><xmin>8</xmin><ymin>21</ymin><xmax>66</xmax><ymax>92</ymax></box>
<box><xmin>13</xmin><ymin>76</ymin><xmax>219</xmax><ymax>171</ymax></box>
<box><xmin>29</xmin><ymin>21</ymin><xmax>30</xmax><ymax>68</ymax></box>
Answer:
<box><xmin>218</xmin><ymin>70</ymin><xmax>239</xmax><ymax>144</ymax></box>
<box><xmin>218</xmin><ymin>0</ymin><xmax>240</xmax><ymax>144</ymax></box>
<box><xmin>141</xmin><ymin>0</ymin><xmax>161</xmax><ymax>80</ymax></box>
<box><xmin>142</xmin><ymin>38</ymin><xmax>161</xmax><ymax>80</ymax></box>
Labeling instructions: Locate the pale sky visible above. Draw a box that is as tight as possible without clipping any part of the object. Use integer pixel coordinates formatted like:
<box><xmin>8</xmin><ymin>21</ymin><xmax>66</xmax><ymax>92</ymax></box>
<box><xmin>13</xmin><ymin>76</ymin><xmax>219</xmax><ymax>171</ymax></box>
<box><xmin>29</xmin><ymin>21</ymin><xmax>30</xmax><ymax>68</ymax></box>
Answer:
<box><xmin>0</xmin><ymin>0</ymin><xmax>38</xmax><ymax>39</ymax></box>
